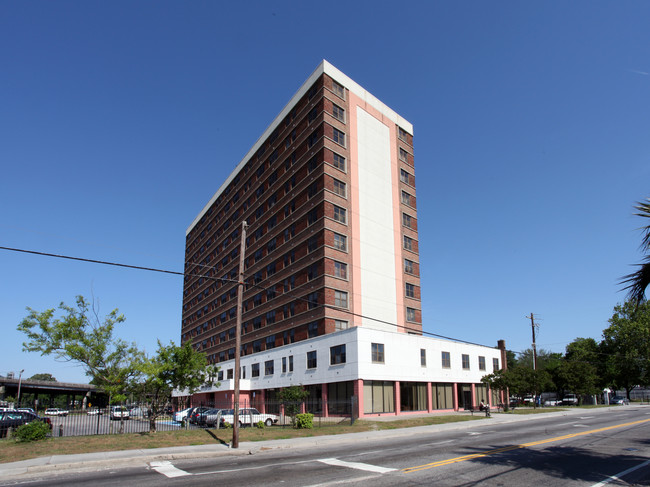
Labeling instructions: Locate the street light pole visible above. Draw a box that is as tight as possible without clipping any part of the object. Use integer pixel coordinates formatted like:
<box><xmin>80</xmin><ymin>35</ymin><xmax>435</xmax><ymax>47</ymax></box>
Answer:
<box><xmin>17</xmin><ymin>369</ymin><xmax>25</xmax><ymax>407</ymax></box>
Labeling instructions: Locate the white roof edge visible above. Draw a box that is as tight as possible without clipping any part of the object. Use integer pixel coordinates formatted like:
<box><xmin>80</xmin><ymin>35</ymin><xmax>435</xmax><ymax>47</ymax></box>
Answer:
<box><xmin>186</xmin><ymin>60</ymin><xmax>413</xmax><ymax>235</ymax></box>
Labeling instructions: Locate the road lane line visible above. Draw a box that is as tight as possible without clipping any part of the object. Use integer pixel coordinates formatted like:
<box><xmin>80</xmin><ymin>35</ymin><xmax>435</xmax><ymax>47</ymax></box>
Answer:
<box><xmin>149</xmin><ymin>461</ymin><xmax>191</xmax><ymax>478</ymax></box>
<box><xmin>404</xmin><ymin>417</ymin><xmax>650</xmax><ymax>474</ymax></box>
<box><xmin>591</xmin><ymin>459</ymin><xmax>650</xmax><ymax>486</ymax></box>
<box><xmin>319</xmin><ymin>458</ymin><xmax>396</xmax><ymax>473</ymax></box>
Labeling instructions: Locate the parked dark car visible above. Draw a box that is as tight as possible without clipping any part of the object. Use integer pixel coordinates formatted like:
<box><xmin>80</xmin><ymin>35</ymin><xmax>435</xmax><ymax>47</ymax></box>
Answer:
<box><xmin>0</xmin><ymin>411</ymin><xmax>51</xmax><ymax>438</ymax></box>
<box><xmin>188</xmin><ymin>407</ymin><xmax>211</xmax><ymax>424</ymax></box>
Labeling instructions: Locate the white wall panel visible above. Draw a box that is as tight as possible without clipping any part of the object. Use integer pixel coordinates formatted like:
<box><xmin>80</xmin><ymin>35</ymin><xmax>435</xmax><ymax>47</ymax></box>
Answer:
<box><xmin>356</xmin><ymin>107</ymin><xmax>398</xmax><ymax>331</ymax></box>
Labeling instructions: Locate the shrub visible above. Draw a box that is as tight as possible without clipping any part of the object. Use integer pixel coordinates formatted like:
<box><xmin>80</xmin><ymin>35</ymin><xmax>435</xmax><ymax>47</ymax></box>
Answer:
<box><xmin>255</xmin><ymin>420</ymin><xmax>265</xmax><ymax>429</ymax></box>
<box><xmin>295</xmin><ymin>413</ymin><xmax>313</xmax><ymax>429</ymax></box>
<box><xmin>223</xmin><ymin>421</ymin><xmax>232</xmax><ymax>429</ymax></box>
<box><xmin>12</xmin><ymin>421</ymin><xmax>50</xmax><ymax>442</ymax></box>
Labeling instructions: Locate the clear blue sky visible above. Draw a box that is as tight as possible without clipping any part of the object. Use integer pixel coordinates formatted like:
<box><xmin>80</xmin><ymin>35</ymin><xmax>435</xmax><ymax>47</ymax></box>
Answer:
<box><xmin>1</xmin><ymin>1</ymin><xmax>648</xmax><ymax>383</ymax></box>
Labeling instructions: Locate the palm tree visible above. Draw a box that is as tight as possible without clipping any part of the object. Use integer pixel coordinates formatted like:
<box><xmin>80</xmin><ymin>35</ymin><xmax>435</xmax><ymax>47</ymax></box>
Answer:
<box><xmin>621</xmin><ymin>198</ymin><xmax>650</xmax><ymax>304</ymax></box>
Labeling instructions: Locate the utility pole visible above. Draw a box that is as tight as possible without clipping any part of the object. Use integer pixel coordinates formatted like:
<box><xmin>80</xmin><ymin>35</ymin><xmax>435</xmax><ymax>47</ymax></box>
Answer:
<box><xmin>232</xmin><ymin>221</ymin><xmax>247</xmax><ymax>449</ymax></box>
<box><xmin>526</xmin><ymin>313</ymin><xmax>538</xmax><ymax>370</ymax></box>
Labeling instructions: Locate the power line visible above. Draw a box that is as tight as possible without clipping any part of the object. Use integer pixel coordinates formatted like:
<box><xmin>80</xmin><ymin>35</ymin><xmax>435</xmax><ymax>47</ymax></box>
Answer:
<box><xmin>0</xmin><ymin>245</ymin><xmax>498</xmax><ymax>350</ymax></box>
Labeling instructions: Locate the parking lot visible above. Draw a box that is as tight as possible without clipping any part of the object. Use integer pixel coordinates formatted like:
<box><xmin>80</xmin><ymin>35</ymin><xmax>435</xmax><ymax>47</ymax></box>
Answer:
<box><xmin>47</xmin><ymin>413</ymin><xmax>194</xmax><ymax>437</ymax></box>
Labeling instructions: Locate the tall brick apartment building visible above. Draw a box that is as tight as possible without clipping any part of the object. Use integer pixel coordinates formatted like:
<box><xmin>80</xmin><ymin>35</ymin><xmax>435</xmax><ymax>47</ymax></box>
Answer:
<box><xmin>179</xmin><ymin>61</ymin><xmax>506</xmax><ymax>417</ymax></box>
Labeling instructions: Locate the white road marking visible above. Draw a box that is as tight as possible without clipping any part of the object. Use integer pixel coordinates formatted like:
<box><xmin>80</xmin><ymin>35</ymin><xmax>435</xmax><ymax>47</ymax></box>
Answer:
<box><xmin>572</xmin><ymin>424</ymin><xmax>588</xmax><ymax>428</ymax></box>
<box><xmin>149</xmin><ymin>460</ymin><xmax>191</xmax><ymax>478</ymax></box>
<box><xmin>468</xmin><ymin>432</ymin><xmax>482</xmax><ymax>436</ymax></box>
<box><xmin>318</xmin><ymin>458</ymin><xmax>396</xmax><ymax>473</ymax></box>
<box><xmin>424</xmin><ymin>440</ymin><xmax>454</xmax><ymax>446</ymax></box>
<box><xmin>591</xmin><ymin>459</ymin><xmax>650</xmax><ymax>487</ymax></box>
<box><xmin>304</xmin><ymin>474</ymin><xmax>380</xmax><ymax>486</ymax></box>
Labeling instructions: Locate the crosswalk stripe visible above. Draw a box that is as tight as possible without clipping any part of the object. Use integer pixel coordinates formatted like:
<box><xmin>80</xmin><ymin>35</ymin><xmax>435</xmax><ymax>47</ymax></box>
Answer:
<box><xmin>318</xmin><ymin>458</ymin><xmax>396</xmax><ymax>473</ymax></box>
<box><xmin>150</xmin><ymin>460</ymin><xmax>191</xmax><ymax>477</ymax></box>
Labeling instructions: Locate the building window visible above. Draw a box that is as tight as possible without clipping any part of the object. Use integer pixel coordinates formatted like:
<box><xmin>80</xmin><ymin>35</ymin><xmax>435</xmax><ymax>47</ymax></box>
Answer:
<box><xmin>405</xmin><ymin>283</ymin><xmax>415</xmax><ymax>298</ymax></box>
<box><xmin>308</xmin><ymin>208</ymin><xmax>318</xmax><ymax>225</ymax></box>
<box><xmin>333</xmin><ymin>179</ymin><xmax>346</xmax><ymax>197</ymax></box>
<box><xmin>400</xmin><ymin>169</ymin><xmax>411</xmax><ymax>184</ymax></box>
<box><xmin>308</xmin><ymin>263</ymin><xmax>319</xmax><ymax>280</ymax></box>
<box><xmin>402</xmin><ymin>213</ymin><xmax>412</xmax><ymax>229</ymax></box>
<box><xmin>307</xmin><ymin>292</ymin><xmax>319</xmax><ymax>309</ymax></box>
<box><xmin>406</xmin><ymin>307</ymin><xmax>416</xmax><ymax>322</ymax></box>
<box><xmin>332</xmin><ymin>80</ymin><xmax>345</xmax><ymax>98</ymax></box>
<box><xmin>493</xmin><ymin>358</ymin><xmax>500</xmax><ymax>371</ymax></box>
<box><xmin>401</xmin><ymin>191</ymin><xmax>412</xmax><ymax>206</ymax></box>
<box><xmin>334</xmin><ymin>261</ymin><xmax>347</xmax><ymax>279</ymax></box>
<box><xmin>334</xmin><ymin>290</ymin><xmax>348</xmax><ymax>308</ymax></box>
<box><xmin>308</xmin><ymin>107</ymin><xmax>318</xmax><ymax>123</ymax></box>
<box><xmin>308</xmin><ymin>236</ymin><xmax>318</xmax><ymax>252</ymax></box>
<box><xmin>289</xmin><ymin>355</ymin><xmax>294</xmax><ymax>372</ymax></box>
<box><xmin>332</xmin><ymin>128</ymin><xmax>346</xmax><ymax>146</ymax></box>
<box><xmin>333</xmin><ymin>205</ymin><xmax>347</xmax><ymax>224</ymax></box>
<box><xmin>371</xmin><ymin>343</ymin><xmax>385</xmax><ymax>363</ymax></box>
<box><xmin>404</xmin><ymin>259</ymin><xmax>414</xmax><ymax>274</ymax></box>
<box><xmin>266</xmin><ymin>311</ymin><xmax>276</xmax><ymax>325</ymax></box>
<box><xmin>399</xmin><ymin>148</ymin><xmax>409</xmax><ymax>162</ymax></box>
<box><xmin>265</xmin><ymin>360</ymin><xmax>274</xmax><ymax>376</ymax></box>
<box><xmin>334</xmin><ymin>233</ymin><xmax>347</xmax><ymax>251</ymax></box>
<box><xmin>479</xmin><ymin>356</ymin><xmax>486</xmax><ymax>371</ymax></box>
<box><xmin>332</xmin><ymin>152</ymin><xmax>346</xmax><ymax>172</ymax></box>
<box><xmin>282</xmin><ymin>357</ymin><xmax>287</xmax><ymax>373</ymax></box>
<box><xmin>332</xmin><ymin>104</ymin><xmax>345</xmax><ymax>122</ymax></box>
<box><xmin>308</xmin><ymin>156</ymin><xmax>319</xmax><ymax>173</ymax></box>
<box><xmin>442</xmin><ymin>351</ymin><xmax>451</xmax><ymax>368</ymax></box>
<box><xmin>330</xmin><ymin>344</ymin><xmax>346</xmax><ymax>365</ymax></box>
<box><xmin>420</xmin><ymin>349</ymin><xmax>426</xmax><ymax>367</ymax></box>
<box><xmin>252</xmin><ymin>363</ymin><xmax>260</xmax><ymax>377</ymax></box>
<box><xmin>335</xmin><ymin>319</ymin><xmax>348</xmax><ymax>331</ymax></box>
<box><xmin>307</xmin><ymin>350</ymin><xmax>317</xmax><ymax>369</ymax></box>
<box><xmin>462</xmin><ymin>354</ymin><xmax>470</xmax><ymax>370</ymax></box>
<box><xmin>398</xmin><ymin>127</ymin><xmax>408</xmax><ymax>142</ymax></box>
<box><xmin>308</xmin><ymin>320</ymin><xmax>319</xmax><ymax>337</ymax></box>
<box><xmin>403</xmin><ymin>236</ymin><xmax>413</xmax><ymax>251</ymax></box>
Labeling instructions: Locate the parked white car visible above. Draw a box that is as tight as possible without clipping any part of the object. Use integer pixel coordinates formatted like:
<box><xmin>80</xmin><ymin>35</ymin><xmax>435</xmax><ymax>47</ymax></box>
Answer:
<box><xmin>110</xmin><ymin>406</ymin><xmax>130</xmax><ymax>420</ymax></box>
<box><xmin>173</xmin><ymin>408</ymin><xmax>192</xmax><ymax>423</ymax></box>
<box><xmin>219</xmin><ymin>408</ymin><xmax>279</xmax><ymax>427</ymax></box>
<box><xmin>562</xmin><ymin>394</ymin><xmax>578</xmax><ymax>406</ymax></box>
<box><xmin>44</xmin><ymin>408</ymin><xmax>69</xmax><ymax>417</ymax></box>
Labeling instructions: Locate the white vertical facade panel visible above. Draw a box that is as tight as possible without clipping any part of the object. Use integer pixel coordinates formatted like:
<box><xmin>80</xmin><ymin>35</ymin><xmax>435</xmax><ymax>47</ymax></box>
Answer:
<box><xmin>356</xmin><ymin>107</ymin><xmax>398</xmax><ymax>331</ymax></box>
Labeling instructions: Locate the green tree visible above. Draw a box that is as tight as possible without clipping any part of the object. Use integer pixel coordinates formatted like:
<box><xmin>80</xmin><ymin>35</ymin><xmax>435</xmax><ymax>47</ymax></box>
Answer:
<box><xmin>602</xmin><ymin>300</ymin><xmax>650</xmax><ymax>399</ymax></box>
<box><xmin>481</xmin><ymin>370</ymin><xmax>509</xmax><ymax>409</ymax></box>
<box><xmin>277</xmin><ymin>385</ymin><xmax>309</xmax><ymax>426</ymax></box>
<box><xmin>28</xmin><ymin>373</ymin><xmax>57</xmax><ymax>382</ymax></box>
<box><xmin>133</xmin><ymin>340</ymin><xmax>219</xmax><ymax>432</ymax></box>
<box><xmin>17</xmin><ymin>296</ymin><xmax>143</xmax><ymax>433</ymax></box>
<box><xmin>621</xmin><ymin>198</ymin><xmax>650</xmax><ymax>305</ymax></box>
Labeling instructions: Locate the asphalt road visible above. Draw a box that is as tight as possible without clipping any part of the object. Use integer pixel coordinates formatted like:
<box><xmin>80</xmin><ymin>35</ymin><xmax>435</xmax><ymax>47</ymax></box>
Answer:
<box><xmin>3</xmin><ymin>407</ymin><xmax>650</xmax><ymax>486</ymax></box>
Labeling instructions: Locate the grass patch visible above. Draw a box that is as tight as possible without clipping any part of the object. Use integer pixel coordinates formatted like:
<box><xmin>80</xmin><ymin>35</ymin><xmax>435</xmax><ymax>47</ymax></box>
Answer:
<box><xmin>0</xmin><ymin>414</ymin><xmax>481</xmax><ymax>464</ymax></box>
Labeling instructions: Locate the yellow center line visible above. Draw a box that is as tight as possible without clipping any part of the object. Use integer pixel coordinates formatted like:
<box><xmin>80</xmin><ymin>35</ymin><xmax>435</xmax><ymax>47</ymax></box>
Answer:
<box><xmin>403</xmin><ymin>418</ymin><xmax>650</xmax><ymax>474</ymax></box>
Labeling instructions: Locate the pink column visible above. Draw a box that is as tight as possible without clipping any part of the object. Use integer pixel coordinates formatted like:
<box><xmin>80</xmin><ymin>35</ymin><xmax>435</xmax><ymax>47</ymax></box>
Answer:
<box><xmin>259</xmin><ymin>390</ymin><xmax>266</xmax><ymax>413</ymax></box>
<box><xmin>322</xmin><ymin>384</ymin><xmax>329</xmax><ymax>418</ymax></box>
<box><xmin>471</xmin><ymin>383</ymin><xmax>476</xmax><ymax>408</ymax></box>
<box><xmin>427</xmin><ymin>382</ymin><xmax>433</xmax><ymax>413</ymax></box>
<box><xmin>355</xmin><ymin>379</ymin><xmax>364</xmax><ymax>419</ymax></box>
<box><xmin>453</xmin><ymin>383</ymin><xmax>459</xmax><ymax>411</ymax></box>
<box><xmin>394</xmin><ymin>381</ymin><xmax>401</xmax><ymax>416</ymax></box>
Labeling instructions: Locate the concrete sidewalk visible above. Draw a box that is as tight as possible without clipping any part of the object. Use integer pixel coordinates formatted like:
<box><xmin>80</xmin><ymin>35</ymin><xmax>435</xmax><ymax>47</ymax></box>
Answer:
<box><xmin>0</xmin><ymin>407</ymin><xmax>628</xmax><ymax>480</ymax></box>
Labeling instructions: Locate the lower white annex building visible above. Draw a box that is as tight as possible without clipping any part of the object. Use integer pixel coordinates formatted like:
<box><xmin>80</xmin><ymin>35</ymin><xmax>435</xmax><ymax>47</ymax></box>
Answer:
<box><xmin>176</xmin><ymin>327</ymin><xmax>507</xmax><ymax>418</ymax></box>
